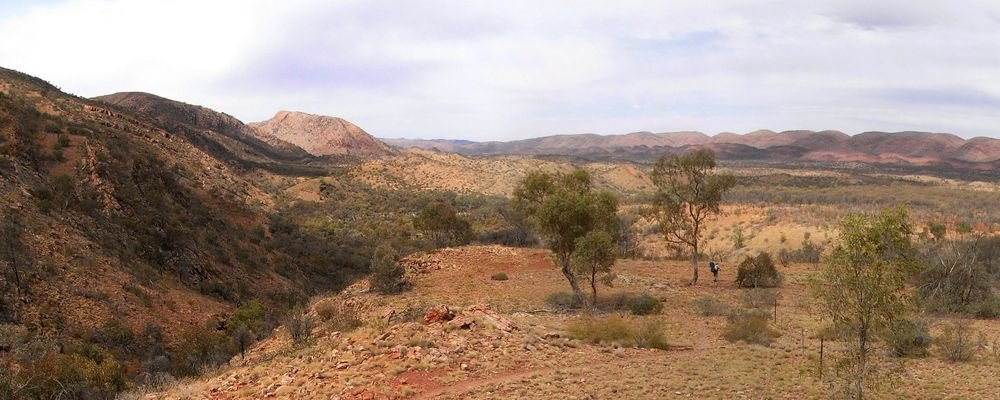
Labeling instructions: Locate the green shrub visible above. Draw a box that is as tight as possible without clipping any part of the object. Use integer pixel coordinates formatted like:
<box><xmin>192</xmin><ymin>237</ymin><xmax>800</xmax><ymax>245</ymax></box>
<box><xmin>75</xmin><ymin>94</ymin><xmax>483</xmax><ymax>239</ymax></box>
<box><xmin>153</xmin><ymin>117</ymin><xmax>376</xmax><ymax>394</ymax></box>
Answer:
<box><xmin>172</xmin><ymin>326</ymin><xmax>234</xmax><ymax>377</ymax></box>
<box><xmin>490</xmin><ymin>272</ymin><xmax>509</xmax><ymax>281</ymax></box>
<box><xmin>626</xmin><ymin>293</ymin><xmax>663</xmax><ymax>315</ymax></box>
<box><xmin>693</xmin><ymin>296</ymin><xmax>730</xmax><ymax>316</ymax></box>
<box><xmin>369</xmin><ymin>245</ymin><xmax>407</xmax><ymax>294</ymax></box>
<box><xmin>732</xmin><ymin>226</ymin><xmax>746</xmax><ymax>249</ymax></box>
<box><xmin>546</xmin><ymin>292</ymin><xmax>581</xmax><ymax>309</ymax></box>
<box><xmin>887</xmin><ymin>318</ymin><xmax>932</xmax><ymax>357</ymax></box>
<box><xmin>566</xmin><ymin>316</ymin><xmax>669</xmax><ymax>349</ymax></box>
<box><xmin>44</xmin><ymin>123</ymin><xmax>61</xmax><ymax>134</ymax></box>
<box><xmin>92</xmin><ymin>319</ymin><xmax>139</xmax><ymax>355</ymax></box>
<box><xmin>724</xmin><ymin>310</ymin><xmax>779</xmax><ymax>346</ymax></box>
<box><xmin>969</xmin><ymin>297</ymin><xmax>1000</xmax><ymax>318</ymax></box>
<box><xmin>19</xmin><ymin>353</ymin><xmax>126</xmax><ymax>400</ymax></box>
<box><xmin>735</xmin><ymin>252</ymin><xmax>782</xmax><ymax>288</ymax></box>
<box><xmin>56</xmin><ymin>133</ymin><xmax>71</xmax><ymax>148</ymax></box>
<box><xmin>567</xmin><ymin>316</ymin><xmax>633</xmax><ymax>345</ymax></box>
<box><xmin>632</xmin><ymin>320</ymin><xmax>670</xmax><ymax>350</ymax></box>
<box><xmin>228</xmin><ymin>300</ymin><xmax>269</xmax><ymax>336</ymax></box>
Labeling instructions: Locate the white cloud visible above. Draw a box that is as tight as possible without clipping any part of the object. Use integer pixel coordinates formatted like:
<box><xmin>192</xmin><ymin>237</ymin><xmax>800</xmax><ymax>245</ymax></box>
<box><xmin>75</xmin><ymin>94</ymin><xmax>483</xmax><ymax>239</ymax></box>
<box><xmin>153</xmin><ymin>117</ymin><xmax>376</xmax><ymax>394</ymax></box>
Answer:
<box><xmin>2</xmin><ymin>0</ymin><xmax>1000</xmax><ymax>139</ymax></box>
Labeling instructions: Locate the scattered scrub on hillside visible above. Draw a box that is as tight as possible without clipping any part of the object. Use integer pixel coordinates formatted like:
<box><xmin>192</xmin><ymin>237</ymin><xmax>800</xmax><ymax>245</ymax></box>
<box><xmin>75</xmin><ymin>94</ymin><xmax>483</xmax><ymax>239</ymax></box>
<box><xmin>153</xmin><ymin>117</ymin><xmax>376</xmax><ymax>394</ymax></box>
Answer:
<box><xmin>735</xmin><ymin>252</ymin><xmax>782</xmax><ymax>288</ymax></box>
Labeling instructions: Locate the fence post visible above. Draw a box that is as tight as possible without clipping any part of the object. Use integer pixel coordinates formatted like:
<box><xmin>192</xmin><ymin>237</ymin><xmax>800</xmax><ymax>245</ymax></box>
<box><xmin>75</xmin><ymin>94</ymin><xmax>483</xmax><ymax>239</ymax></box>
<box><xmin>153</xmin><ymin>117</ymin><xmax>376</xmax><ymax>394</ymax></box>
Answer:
<box><xmin>819</xmin><ymin>336</ymin><xmax>824</xmax><ymax>380</ymax></box>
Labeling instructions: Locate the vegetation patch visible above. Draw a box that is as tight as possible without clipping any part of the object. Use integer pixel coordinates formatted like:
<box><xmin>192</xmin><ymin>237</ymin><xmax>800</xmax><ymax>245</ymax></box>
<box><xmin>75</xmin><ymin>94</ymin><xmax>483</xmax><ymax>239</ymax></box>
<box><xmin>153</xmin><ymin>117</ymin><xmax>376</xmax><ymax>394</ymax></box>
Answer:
<box><xmin>723</xmin><ymin>310</ymin><xmax>779</xmax><ymax>346</ymax></box>
<box><xmin>693</xmin><ymin>296</ymin><xmax>730</xmax><ymax>316</ymax></box>
<box><xmin>735</xmin><ymin>252</ymin><xmax>782</xmax><ymax>288</ymax></box>
<box><xmin>625</xmin><ymin>293</ymin><xmax>663</xmax><ymax>316</ymax></box>
<box><xmin>566</xmin><ymin>316</ymin><xmax>670</xmax><ymax>350</ymax></box>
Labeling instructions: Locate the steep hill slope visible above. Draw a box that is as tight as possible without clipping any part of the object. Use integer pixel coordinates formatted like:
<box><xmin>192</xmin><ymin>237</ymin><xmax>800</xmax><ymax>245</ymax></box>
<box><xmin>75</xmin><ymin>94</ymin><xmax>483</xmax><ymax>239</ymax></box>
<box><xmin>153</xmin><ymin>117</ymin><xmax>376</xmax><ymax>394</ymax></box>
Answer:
<box><xmin>93</xmin><ymin>92</ymin><xmax>329</xmax><ymax>176</ymax></box>
<box><xmin>251</xmin><ymin>111</ymin><xmax>393</xmax><ymax>157</ymax></box>
<box><xmin>0</xmin><ymin>67</ymin><xmax>363</xmax><ymax>347</ymax></box>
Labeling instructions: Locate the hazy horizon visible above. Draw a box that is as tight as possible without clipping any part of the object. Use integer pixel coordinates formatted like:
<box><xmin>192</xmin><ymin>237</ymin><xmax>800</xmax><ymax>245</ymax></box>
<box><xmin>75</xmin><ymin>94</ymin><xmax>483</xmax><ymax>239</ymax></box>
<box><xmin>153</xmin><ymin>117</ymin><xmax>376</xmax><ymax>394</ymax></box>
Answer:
<box><xmin>3</xmin><ymin>0</ymin><xmax>1000</xmax><ymax>140</ymax></box>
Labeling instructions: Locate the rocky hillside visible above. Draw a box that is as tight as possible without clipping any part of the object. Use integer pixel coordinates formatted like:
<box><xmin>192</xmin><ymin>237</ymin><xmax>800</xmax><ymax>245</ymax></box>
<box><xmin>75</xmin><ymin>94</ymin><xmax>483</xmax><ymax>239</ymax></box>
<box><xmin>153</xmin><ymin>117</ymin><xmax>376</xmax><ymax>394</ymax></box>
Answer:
<box><xmin>93</xmin><ymin>92</ymin><xmax>329</xmax><ymax>176</ymax></box>
<box><xmin>251</xmin><ymin>111</ymin><xmax>393</xmax><ymax>158</ymax></box>
<box><xmin>0</xmin><ymin>66</ymin><xmax>364</xmax><ymax>346</ymax></box>
<box><xmin>388</xmin><ymin>129</ymin><xmax>1000</xmax><ymax>169</ymax></box>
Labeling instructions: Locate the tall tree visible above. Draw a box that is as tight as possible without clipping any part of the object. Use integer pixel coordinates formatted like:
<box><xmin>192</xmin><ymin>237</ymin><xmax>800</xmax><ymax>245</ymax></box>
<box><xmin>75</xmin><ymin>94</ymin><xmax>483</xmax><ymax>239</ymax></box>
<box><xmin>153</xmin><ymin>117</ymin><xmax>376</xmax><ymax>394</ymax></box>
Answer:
<box><xmin>650</xmin><ymin>149</ymin><xmax>735</xmax><ymax>285</ymax></box>
<box><xmin>571</xmin><ymin>230</ymin><xmax>617</xmax><ymax>306</ymax></box>
<box><xmin>514</xmin><ymin>169</ymin><xmax>618</xmax><ymax>304</ymax></box>
<box><xmin>812</xmin><ymin>207</ymin><xmax>917</xmax><ymax>400</ymax></box>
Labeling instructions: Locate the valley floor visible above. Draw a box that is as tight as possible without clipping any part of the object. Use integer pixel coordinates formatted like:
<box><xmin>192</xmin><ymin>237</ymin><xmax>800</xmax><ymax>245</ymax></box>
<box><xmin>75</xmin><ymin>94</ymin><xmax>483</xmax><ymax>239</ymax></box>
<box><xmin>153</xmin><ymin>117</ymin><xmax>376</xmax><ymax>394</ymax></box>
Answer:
<box><xmin>146</xmin><ymin>245</ymin><xmax>1000</xmax><ymax>400</ymax></box>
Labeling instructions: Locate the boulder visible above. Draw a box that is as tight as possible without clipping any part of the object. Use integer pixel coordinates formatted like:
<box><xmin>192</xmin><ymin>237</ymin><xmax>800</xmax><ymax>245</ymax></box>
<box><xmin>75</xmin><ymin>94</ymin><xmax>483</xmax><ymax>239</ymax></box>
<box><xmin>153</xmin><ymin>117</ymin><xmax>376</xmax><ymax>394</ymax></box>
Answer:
<box><xmin>423</xmin><ymin>305</ymin><xmax>454</xmax><ymax>324</ymax></box>
<box><xmin>448</xmin><ymin>304</ymin><xmax>517</xmax><ymax>333</ymax></box>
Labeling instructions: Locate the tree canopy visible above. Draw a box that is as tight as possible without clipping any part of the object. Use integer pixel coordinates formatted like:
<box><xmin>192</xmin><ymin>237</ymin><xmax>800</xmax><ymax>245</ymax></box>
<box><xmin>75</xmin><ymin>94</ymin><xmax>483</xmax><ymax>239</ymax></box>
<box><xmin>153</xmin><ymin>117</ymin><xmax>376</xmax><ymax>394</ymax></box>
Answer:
<box><xmin>813</xmin><ymin>206</ymin><xmax>917</xmax><ymax>399</ymax></box>
<box><xmin>514</xmin><ymin>169</ymin><xmax>618</xmax><ymax>303</ymax></box>
<box><xmin>650</xmin><ymin>148</ymin><xmax>735</xmax><ymax>285</ymax></box>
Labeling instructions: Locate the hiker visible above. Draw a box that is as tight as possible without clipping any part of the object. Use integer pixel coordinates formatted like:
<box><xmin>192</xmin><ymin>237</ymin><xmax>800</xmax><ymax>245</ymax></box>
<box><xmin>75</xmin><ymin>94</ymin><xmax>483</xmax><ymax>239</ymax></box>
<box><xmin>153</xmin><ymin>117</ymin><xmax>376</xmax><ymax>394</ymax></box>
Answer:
<box><xmin>709</xmin><ymin>261</ymin><xmax>720</xmax><ymax>282</ymax></box>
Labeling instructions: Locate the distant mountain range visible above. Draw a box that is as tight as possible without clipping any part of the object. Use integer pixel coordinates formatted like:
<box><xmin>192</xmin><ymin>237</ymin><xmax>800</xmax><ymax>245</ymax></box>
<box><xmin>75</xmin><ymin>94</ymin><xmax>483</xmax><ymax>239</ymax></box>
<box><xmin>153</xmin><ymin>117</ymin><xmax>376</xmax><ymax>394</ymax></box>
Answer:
<box><xmin>384</xmin><ymin>129</ymin><xmax>1000</xmax><ymax>169</ymax></box>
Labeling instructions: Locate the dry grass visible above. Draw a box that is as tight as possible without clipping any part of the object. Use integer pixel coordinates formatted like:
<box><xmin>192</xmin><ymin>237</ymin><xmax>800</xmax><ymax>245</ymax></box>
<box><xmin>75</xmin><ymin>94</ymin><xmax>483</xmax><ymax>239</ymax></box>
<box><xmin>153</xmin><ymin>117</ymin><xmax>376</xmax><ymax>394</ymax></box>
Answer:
<box><xmin>150</xmin><ymin>244</ymin><xmax>1000</xmax><ymax>400</ymax></box>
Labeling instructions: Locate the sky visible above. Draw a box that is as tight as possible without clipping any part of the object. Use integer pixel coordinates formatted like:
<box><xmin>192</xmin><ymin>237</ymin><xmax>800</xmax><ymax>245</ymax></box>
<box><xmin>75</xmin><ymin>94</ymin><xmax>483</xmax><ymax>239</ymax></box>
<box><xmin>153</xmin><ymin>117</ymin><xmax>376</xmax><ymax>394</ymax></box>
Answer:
<box><xmin>2</xmin><ymin>0</ymin><xmax>1000</xmax><ymax>140</ymax></box>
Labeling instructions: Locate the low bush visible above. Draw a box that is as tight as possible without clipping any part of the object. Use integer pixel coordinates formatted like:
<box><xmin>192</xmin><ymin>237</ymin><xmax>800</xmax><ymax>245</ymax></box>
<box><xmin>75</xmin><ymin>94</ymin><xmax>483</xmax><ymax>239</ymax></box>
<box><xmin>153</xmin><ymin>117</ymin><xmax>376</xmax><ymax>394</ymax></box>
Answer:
<box><xmin>490</xmin><ymin>272</ymin><xmax>509</xmax><ymax>281</ymax></box>
<box><xmin>735</xmin><ymin>252</ymin><xmax>782</xmax><ymax>288</ymax></box>
<box><xmin>887</xmin><ymin>317</ymin><xmax>932</xmax><ymax>357</ymax></box>
<box><xmin>916</xmin><ymin>239</ymin><xmax>998</xmax><ymax>316</ymax></box>
<box><xmin>724</xmin><ymin>310</ymin><xmax>779</xmax><ymax>346</ymax></box>
<box><xmin>693</xmin><ymin>296</ymin><xmax>730</xmax><ymax>316</ymax></box>
<box><xmin>171</xmin><ymin>325</ymin><xmax>234</xmax><ymax>377</ymax></box>
<box><xmin>626</xmin><ymin>293</ymin><xmax>663</xmax><ymax>315</ymax></box>
<box><xmin>286</xmin><ymin>311</ymin><xmax>314</xmax><ymax>345</ymax></box>
<box><xmin>546</xmin><ymin>292</ymin><xmax>581</xmax><ymax>309</ymax></box>
<box><xmin>740</xmin><ymin>288</ymin><xmax>780</xmax><ymax>309</ymax></box>
<box><xmin>315</xmin><ymin>300</ymin><xmax>362</xmax><ymax>332</ymax></box>
<box><xmin>632</xmin><ymin>320</ymin><xmax>670</xmax><ymax>350</ymax></box>
<box><xmin>968</xmin><ymin>296</ymin><xmax>1000</xmax><ymax>319</ymax></box>
<box><xmin>567</xmin><ymin>316</ymin><xmax>632</xmax><ymax>344</ymax></box>
<box><xmin>566</xmin><ymin>316</ymin><xmax>669</xmax><ymax>349</ymax></box>
<box><xmin>369</xmin><ymin>245</ymin><xmax>408</xmax><ymax>294</ymax></box>
<box><xmin>936</xmin><ymin>320</ymin><xmax>985</xmax><ymax>362</ymax></box>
